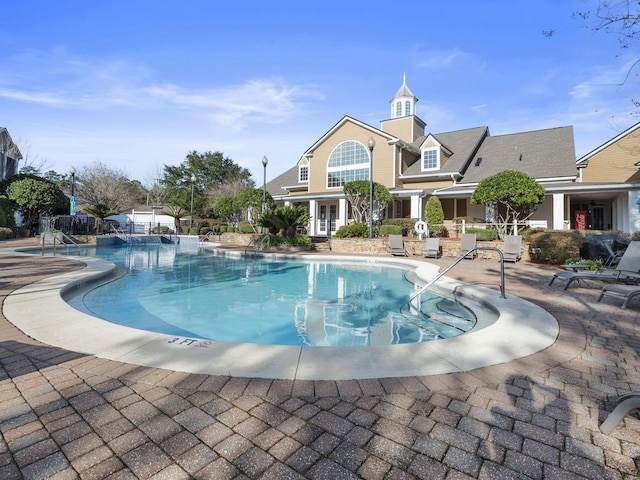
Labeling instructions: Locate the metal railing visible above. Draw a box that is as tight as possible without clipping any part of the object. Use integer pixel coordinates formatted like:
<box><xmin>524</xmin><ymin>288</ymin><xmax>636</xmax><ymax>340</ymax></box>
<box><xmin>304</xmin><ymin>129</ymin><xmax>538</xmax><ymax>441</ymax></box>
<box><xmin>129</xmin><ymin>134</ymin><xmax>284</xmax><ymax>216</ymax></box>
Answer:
<box><xmin>409</xmin><ymin>246</ymin><xmax>506</xmax><ymax>306</ymax></box>
<box><xmin>41</xmin><ymin>231</ymin><xmax>80</xmax><ymax>256</ymax></box>
<box><xmin>244</xmin><ymin>235</ymin><xmax>271</xmax><ymax>257</ymax></box>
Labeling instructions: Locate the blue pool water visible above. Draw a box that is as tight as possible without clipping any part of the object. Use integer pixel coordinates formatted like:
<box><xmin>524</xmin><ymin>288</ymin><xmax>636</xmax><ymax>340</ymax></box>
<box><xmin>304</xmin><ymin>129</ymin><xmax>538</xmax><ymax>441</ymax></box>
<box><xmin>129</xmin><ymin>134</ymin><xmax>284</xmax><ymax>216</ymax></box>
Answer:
<box><xmin>65</xmin><ymin>244</ymin><xmax>476</xmax><ymax>346</ymax></box>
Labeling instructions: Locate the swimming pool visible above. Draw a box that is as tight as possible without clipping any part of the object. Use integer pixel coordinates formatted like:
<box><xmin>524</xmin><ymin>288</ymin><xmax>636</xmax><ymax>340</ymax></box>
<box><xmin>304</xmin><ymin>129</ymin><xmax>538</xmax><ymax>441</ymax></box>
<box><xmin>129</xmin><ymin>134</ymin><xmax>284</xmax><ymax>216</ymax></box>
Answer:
<box><xmin>3</xmin><ymin>242</ymin><xmax>560</xmax><ymax>379</ymax></box>
<box><xmin>64</xmin><ymin>244</ymin><xmax>477</xmax><ymax>347</ymax></box>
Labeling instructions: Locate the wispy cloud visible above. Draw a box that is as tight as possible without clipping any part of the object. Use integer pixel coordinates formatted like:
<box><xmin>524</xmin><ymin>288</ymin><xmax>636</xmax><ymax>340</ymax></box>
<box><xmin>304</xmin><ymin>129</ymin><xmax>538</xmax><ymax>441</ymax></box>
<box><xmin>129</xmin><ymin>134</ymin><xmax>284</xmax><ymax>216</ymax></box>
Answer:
<box><xmin>411</xmin><ymin>46</ymin><xmax>478</xmax><ymax>70</ymax></box>
<box><xmin>0</xmin><ymin>48</ymin><xmax>321</xmax><ymax>127</ymax></box>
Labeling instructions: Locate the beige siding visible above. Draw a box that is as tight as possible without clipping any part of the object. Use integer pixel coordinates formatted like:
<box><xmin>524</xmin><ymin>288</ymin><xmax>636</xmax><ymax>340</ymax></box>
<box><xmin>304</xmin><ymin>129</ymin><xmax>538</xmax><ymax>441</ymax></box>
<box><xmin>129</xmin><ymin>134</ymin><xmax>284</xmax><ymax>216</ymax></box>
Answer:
<box><xmin>380</xmin><ymin>116</ymin><xmax>423</xmax><ymax>142</ymax></box>
<box><xmin>582</xmin><ymin>129</ymin><xmax>640</xmax><ymax>183</ymax></box>
<box><xmin>308</xmin><ymin>122</ymin><xmax>396</xmax><ymax>193</ymax></box>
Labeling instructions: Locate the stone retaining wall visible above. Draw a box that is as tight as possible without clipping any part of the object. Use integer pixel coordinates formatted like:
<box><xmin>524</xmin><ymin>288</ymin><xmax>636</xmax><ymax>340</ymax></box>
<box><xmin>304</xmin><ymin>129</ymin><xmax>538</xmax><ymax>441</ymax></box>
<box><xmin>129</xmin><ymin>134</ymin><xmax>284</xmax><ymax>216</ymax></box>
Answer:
<box><xmin>217</xmin><ymin>233</ymin><xmax>531</xmax><ymax>261</ymax></box>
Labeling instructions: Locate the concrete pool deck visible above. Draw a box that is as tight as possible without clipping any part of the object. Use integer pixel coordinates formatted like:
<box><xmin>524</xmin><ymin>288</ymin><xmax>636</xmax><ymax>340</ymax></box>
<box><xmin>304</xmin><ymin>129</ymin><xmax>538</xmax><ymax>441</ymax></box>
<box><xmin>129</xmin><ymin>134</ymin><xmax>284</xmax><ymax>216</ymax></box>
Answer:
<box><xmin>1</xmin><ymin>237</ymin><xmax>640</xmax><ymax>478</ymax></box>
<box><xmin>1</xmin><ymin>245</ymin><xmax>558</xmax><ymax>381</ymax></box>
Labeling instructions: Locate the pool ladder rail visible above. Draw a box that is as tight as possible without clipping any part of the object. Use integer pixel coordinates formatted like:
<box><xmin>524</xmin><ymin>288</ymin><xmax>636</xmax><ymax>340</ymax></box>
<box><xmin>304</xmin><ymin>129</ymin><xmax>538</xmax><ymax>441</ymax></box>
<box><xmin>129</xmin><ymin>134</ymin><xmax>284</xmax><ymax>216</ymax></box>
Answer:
<box><xmin>244</xmin><ymin>235</ymin><xmax>271</xmax><ymax>257</ymax></box>
<box><xmin>400</xmin><ymin>246</ymin><xmax>506</xmax><ymax>336</ymax></box>
<box><xmin>40</xmin><ymin>231</ymin><xmax>80</xmax><ymax>256</ymax></box>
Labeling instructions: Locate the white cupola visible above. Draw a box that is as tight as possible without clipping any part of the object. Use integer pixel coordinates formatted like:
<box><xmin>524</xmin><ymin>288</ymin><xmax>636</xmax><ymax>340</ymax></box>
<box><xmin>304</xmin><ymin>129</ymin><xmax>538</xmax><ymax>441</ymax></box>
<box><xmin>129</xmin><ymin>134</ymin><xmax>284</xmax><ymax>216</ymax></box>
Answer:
<box><xmin>390</xmin><ymin>74</ymin><xmax>418</xmax><ymax>119</ymax></box>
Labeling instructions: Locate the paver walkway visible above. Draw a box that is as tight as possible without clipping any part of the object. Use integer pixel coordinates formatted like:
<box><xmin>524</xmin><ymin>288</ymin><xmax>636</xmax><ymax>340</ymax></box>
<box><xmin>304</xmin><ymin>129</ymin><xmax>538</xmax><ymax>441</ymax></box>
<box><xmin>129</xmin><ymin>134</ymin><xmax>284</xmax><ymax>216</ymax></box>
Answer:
<box><xmin>1</xmin><ymin>238</ymin><xmax>640</xmax><ymax>479</ymax></box>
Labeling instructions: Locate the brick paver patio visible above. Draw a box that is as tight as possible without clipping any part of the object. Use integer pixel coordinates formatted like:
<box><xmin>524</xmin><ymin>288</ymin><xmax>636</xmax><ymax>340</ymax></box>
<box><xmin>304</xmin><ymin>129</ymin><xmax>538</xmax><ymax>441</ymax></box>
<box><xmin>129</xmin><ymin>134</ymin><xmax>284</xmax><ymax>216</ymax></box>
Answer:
<box><xmin>1</xmin><ymin>237</ymin><xmax>640</xmax><ymax>479</ymax></box>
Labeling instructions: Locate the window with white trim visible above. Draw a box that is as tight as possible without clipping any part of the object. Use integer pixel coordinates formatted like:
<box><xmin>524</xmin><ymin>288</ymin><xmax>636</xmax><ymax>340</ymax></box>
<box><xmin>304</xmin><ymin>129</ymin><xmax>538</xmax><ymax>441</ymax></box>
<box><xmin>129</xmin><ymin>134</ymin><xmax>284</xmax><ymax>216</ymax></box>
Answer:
<box><xmin>299</xmin><ymin>165</ymin><xmax>308</xmax><ymax>182</ymax></box>
<box><xmin>327</xmin><ymin>140</ymin><xmax>370</xmax><ymax>188</ymax></box>
<box><xmin>396</xmin><ymin>101</ymin><xmax>402</xmax><ymax>117</ymax></box>
<box><xmin>405</xmin><ymin>100</ymin><xmax>411</xmax><ymax>116</ymax></box>
<box><xmin>422</xmin><ymin>148</ymin><xmax>439</xmax><ymax>171</ymax></box>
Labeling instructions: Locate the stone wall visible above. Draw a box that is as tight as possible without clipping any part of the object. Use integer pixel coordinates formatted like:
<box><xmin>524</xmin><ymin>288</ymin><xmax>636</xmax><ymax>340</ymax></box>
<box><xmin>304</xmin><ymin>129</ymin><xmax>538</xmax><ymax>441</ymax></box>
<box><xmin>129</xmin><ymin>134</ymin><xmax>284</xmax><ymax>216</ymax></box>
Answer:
<box><xmin>217</xmin><ymin>233</ymin><xmax>530</xmax><ymax>261</ymax></box>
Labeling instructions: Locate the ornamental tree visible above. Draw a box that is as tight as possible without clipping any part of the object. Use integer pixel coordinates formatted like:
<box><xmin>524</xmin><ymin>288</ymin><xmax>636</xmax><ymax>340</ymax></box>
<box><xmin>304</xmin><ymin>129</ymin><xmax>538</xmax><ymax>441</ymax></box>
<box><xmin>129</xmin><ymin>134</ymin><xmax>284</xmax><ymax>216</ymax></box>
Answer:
<box><xmin>7</xmin><ymin>177</ymin><xmax>68</xmax><ymax>228</ymax></box>
<box><xmin>470</xmin><ymin>170</ymin><xmax>545</xmax><ymax>237</ymax></box>
<box><xmin>344</xmin><ymin>180</ymin><xmax>393</xmax><ymax>224</ymax></box>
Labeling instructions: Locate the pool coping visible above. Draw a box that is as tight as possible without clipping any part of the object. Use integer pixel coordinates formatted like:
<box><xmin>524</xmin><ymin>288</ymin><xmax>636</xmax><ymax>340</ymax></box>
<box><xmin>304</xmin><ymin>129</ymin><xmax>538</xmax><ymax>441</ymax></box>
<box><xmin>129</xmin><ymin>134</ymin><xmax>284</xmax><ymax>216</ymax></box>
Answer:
<box><xmin>1</xmin><ymin>247</ymin><xmax>559</xmax><ymax>380</ymax></box>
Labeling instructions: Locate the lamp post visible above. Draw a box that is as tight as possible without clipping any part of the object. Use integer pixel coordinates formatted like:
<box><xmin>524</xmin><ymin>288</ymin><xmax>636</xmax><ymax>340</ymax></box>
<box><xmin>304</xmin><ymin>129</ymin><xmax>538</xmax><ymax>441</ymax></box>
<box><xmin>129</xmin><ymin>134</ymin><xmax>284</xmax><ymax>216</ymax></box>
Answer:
<box><xmin>70</xmin><ymin>167</ymin><xmax>76</xmax><ymax>216</ymax></box>
<box><xmin>367</xmin><ymin>137</ymin><xmax>375</xmax><ymax>238</ymax></box>
<box><xmin>261</xmin><ymin>156</ymin><xmax>268</xmax><ymax>212</ymax></box>
<box><xmin>189</xmin><ymin>174</ymin><xmax>196</xmax><ymax>235</ymax></box>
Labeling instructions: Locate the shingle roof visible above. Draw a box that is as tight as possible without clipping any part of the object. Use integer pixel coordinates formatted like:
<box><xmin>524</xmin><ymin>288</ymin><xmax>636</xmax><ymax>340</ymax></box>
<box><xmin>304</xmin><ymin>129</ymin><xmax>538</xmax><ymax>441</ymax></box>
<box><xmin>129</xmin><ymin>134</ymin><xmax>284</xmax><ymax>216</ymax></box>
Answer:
<box><xmin>265</xmin><ymin>165</ymin><xmax>300</xmax><ymax>197</ymax></box>
<box><xmin>460</xmin><ymin>126</ymin><xmax>576</xmax><ymax>184</ymax></box>
<box><xmin>403</xmin><ymin>126</ymin><xmax>488</xmax><ymax>176</ymax></box>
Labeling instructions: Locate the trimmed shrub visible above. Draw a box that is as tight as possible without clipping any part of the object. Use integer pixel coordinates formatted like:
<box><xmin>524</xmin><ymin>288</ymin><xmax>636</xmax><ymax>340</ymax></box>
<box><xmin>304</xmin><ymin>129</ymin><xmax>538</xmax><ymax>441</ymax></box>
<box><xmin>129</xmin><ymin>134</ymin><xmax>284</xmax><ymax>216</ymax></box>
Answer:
<box><xmin>200</xmin><ymin>227</ymin><xmax>211</xmax><ymax>235</ymax></box>
<box><xmin>425</xmin><ymin>196</ymin><xmax>445</xmax><ymax>236</ymax></box>
<box><xmin>334</xmin><ymin>222</ymin><xmax>369</xmax><ymax>238</ymax></box>
<box><xmin>238</xmin><ymin>223</ymin><xmax>255</xmax><ymax>234</ymax></box>
<box><xmin>379</xmin><ymin>224</ymin><xmax>402</xmax><ymax>236</ymax></box>
<box><xmin>529</xmin><ymin>230</ymin><xmax>581</xmax><ymax>264</ymax></box>
<box><xmin>466</xmin><ymin>227</ymin><xmax>497</xmax><ymax>241</ymax></box>
<box><xmin>0</xmin><ymin>227</ymin><xmax>13</xmax><ymax>239</ymax></box>
<box><xmin>380</xmin><ymin>218</ymin><xmax>416</xmax><ymax>236</ymax></box>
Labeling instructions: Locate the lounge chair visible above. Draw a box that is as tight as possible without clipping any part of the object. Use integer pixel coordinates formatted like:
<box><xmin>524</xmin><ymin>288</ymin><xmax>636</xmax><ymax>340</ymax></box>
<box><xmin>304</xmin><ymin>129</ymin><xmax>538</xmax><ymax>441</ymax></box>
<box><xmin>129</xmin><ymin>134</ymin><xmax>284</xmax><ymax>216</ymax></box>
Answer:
<box><xmin>502</xmin><ymin>235</ymin><xmax>522</xmax><ymax>262</ymax></box>
<box><xmin>457</xmin><ymin>233</ymin><xmax>477</xmax><ymax>259</ymax></box>
<box><xmin>388</xmin><ymin>234</ymin><xmax>408</xmax><ymax>256</ymax></box>
<box><xmin>597</xmin><ymin>279</ymin><xmax>640</xmax><ymax>309</ymax></box>
<box><xmin>549</xmin><ymin>241</ymin><xmax>640</xmax><ymax>290</ymax></box>
<box><xmin>422</xmin><ymin>237</ymin><xmax>440</xmax><ymax>258</ymax></box>
<box><xmin>600</xmin><ymin>392</ymin><xmax>640</xmax><ymax>434</ymax></box>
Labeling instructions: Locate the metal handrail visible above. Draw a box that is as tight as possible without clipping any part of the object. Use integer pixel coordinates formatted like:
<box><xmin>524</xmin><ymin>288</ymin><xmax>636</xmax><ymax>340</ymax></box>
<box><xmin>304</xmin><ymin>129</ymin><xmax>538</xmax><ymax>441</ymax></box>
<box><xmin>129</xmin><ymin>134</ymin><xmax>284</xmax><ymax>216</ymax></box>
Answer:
<box><xmin>244</xmin><ymin>235</ymin><xmax>271</xmax><ymax>257</ymax></box>
<box><xmin>199</xmin><ymin>231</ymin><xmax>221</xmax><ymax>243</ymax></box>
<box><xmin>41</xmin><ymin>231</ymin><xmax>80</xmax><ymax>256</ymax></box>
<box><xmin>408</xmin><ymin>247</ymin><xmax>506</xmax><ymax>309</ymax></box>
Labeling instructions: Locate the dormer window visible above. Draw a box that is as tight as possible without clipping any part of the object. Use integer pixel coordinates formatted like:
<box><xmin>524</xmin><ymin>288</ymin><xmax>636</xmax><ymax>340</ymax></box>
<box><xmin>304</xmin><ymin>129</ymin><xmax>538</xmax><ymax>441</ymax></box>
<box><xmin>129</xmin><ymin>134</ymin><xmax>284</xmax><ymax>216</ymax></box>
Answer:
<box><xmin>422</xmin><ymin>148</ymin><xmax>439</xmax><ymax>171</ymax></box>
<box><xmin>299</xmin><ymin>165</ymin><xmax>308</xmax><ymax>183</ymax></box>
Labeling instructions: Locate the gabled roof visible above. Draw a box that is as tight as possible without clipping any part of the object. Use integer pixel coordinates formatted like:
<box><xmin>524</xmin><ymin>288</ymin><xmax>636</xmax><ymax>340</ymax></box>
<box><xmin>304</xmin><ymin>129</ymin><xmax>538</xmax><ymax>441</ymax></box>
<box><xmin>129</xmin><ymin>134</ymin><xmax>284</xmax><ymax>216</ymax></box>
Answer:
<box><xmin>302</xmin><ymin>115</ymin><xmax>397</xmax><ymax>158</ymax></box>
<box><xmin>576</xmin><ymin>121</ymin><xmax>640</xmax><ymax>167</ymax></box>
<box><xmin>403</xmin><ymin>126</ymin><xmax>488</xmax><ymax>177</ymax></box>
<box><xmin>460</xmin><ymin>126</ymin><xmax>576</xmax><ymax>184</ymax></box>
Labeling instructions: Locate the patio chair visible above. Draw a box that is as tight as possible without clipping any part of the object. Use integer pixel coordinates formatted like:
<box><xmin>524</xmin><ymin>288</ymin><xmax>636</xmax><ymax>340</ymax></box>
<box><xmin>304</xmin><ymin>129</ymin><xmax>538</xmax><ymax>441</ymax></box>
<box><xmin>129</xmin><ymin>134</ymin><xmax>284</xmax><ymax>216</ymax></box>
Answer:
<box><xmin>549</xmin><ymin>241</ymin><xmax>640</xmax><ymax>290</ymax></box>
<box><xmin>388</xmin><ymin>234</ymin><xmax>408</xmax><ymax>257</ymax></box>
<box><xmin>457</xmin><ymin>233</ymin><xmax>477</xmax><ymax>259</ymax></box>
<box><xmin>502</xmin><ymin>235</ymin><xmax>522</xmax><ymax>262</ymax></box>
<box><xmin>422</xmin><ymin>237</ymin><xmax>440</xmax><ymax>258</ymax></box>
<box><xmin>597</xmin><ymin>279</ymin><xmax>640</xmax><ymax>309</ymax></box>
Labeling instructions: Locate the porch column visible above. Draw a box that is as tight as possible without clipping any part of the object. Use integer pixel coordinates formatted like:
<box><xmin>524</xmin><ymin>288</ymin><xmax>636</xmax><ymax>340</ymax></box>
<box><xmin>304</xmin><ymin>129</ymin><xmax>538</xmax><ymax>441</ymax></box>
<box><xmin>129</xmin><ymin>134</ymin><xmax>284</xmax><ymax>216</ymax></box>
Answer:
<box><xmin>309</xmin><ymin>200</ymin><xmax>317</xmax><ymax>236</ymax></box>
<box><xmin>338</xmin><ymin>198</ymin><xmax>348</xmax><ymax>230</ymax></box>
<box><xmin>552</xmin><ymin>194</ymin><xmax>565</xmax><ymax>230</ymax></box>
<box><xmin>410</xmin><ymin>195</ymin><xmax>422</xmax><ymax>219</ymax></box>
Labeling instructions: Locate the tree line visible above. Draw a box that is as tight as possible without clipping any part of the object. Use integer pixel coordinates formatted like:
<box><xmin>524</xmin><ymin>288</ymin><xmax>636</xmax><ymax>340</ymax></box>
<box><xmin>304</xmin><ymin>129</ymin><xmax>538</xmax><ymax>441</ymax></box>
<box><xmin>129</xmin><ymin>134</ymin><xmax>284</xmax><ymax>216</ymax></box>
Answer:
<box><xmin>0</xmin><ymin>150</ymin><xmax>269</xmax><ymax>233</ymax></box>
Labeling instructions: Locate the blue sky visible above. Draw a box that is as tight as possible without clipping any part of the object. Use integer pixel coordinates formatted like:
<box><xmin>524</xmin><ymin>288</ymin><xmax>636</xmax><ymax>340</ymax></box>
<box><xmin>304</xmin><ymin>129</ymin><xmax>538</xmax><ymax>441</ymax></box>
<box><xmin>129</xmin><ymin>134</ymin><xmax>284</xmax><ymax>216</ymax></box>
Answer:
<box><xmin>1</xmin><ymin>0</ymin><xmax>638</xmax><ymax>187</ymax></box>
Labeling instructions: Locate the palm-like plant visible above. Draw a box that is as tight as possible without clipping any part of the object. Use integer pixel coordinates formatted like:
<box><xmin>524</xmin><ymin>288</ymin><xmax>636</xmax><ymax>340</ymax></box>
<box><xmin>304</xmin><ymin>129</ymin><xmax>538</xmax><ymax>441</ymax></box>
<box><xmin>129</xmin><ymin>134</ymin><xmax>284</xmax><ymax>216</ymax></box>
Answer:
<box><xmin>259</xmin><ymin>205</ymin><xmax>310</xmax><ymax>238</ymax></box>
<box><xmin>163</xmin><ymin>205</ymin><xmax>187</xmax><ymax>234</ymax></box>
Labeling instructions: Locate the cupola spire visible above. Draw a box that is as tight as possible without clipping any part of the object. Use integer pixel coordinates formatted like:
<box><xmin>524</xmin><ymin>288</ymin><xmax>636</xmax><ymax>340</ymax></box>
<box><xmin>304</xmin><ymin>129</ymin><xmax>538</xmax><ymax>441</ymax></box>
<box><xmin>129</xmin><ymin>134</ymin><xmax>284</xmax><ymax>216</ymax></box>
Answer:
<box><xmin>390</xmin><ymin>74</ymin><xmax>418</xmax><ymax>119</ymax></box>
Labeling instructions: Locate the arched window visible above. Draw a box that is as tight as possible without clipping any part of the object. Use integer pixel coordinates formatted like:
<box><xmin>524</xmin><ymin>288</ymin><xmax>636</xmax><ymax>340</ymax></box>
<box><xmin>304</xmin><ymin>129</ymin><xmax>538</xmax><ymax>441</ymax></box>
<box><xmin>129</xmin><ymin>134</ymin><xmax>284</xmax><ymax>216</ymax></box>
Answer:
<box><xmin>327</xmin><ymin>141</ymin><xmax>370</xmax><ymax>188</ymax></box>
<box><xmin>405</xmin><ymin>100</ymin><xmax>411</xmax><ymax>116</ymax></box>
<box><xmin>396</xmin><ymin>101</ymin><xmax>402</xmax><ymax>117</ymax></box>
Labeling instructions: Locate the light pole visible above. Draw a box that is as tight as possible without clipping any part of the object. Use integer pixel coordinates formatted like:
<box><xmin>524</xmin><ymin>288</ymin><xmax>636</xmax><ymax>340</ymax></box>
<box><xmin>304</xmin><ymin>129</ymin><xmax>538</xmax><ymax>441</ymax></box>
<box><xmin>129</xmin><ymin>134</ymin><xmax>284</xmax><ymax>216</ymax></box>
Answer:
<box><xmin>70</xmin><ymin>167</ymin><xmax>76</xmax><ymax>216</ymax></box>
<box><xmin>189</xmin><ymin>174</ymin><xmax>196</xmax><ymax>235</ymax></box>
<box><xmin>262</xmin><ymin>156</ymin><xmax>268</xmax><ymax>212</ymax></box>
<box><xmin>367</xmin><ymin>137</ymin><xmax>375</xmax><ymax>238</ymax></box>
